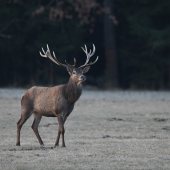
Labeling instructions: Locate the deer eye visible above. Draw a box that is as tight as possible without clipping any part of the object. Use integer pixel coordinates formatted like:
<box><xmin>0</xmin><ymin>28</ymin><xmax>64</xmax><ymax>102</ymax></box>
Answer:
<box><xmin>72</xmin><ymin>71</ymin><xmax>76</xmax><ymax>74</ymax></box>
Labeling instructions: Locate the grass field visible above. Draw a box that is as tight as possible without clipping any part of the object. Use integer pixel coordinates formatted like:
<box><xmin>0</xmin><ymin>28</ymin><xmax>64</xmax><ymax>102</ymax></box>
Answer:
<box><xmin>0</xmin><ymin>89</ymin><xmax>170</xmax><ymax>170</ymax></box>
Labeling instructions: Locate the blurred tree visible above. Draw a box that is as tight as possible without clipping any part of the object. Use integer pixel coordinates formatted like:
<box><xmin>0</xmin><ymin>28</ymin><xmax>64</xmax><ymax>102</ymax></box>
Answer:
<box><xmin>104</xmin><ymin>0</ymin><xmax>118</xmax><ymax>88</ymax></box>
<box><xmin>0</xmin><ymin>0</ymin><xmax>106</xmax><ymax>87</ymax></box>
<box><xmin>117</xmin><ymin>0</ymin><xmax>170</xmax><ymax>89</ymax></box>
<box><xmin>1</xmin><ymin>0</ymin><xmax>170</xmax><ymax>90</ymax></box>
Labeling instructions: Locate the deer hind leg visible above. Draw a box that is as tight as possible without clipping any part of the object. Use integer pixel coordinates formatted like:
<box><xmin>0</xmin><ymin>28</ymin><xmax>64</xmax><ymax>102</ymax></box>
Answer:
<box><xmin>54</xmin><ymin>114</ymin><xmax>65</xmax><ymax>147</ymax></box>
<box><xmin>31</xmin><ymin>112</ymin><xmax>43</xmax><ymax>146</ymax></box>
<box><xmin>16</xmin><ymin>110</ymin><xmax>32</xmax><ymax>146</ymax></box>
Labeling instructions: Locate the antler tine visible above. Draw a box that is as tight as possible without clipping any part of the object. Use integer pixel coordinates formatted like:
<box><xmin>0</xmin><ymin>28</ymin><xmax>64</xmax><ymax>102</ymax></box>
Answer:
<box><xmin>88</xmin><ymin>44</ymin><xmax>95</xmax><ymax>56</ymax></box>
<box><xmin>65</xmin><ymin>58</ymin><xmax>76</xmax><ymax>67</ymax></box>
<box><xmin>39</xmin><ymin>47</ymin><xmax>47</xmax><ymax>58</ymax></box>
<box><xmin>79</xmin><ymin>44</ymin><xmax>98</xmax><ymax>68</ymax></box>
<box><xmin>91</xmin><ymin>44</ymin><xmax>96</xmax><ymax>56</ymax></box>
<box><xmin>80</xmin><ymin>44</ymin><xmax>91</xmax><ymax>66</ymax></box>
<box><xmin>47</xmin><ymin>44</ymin><xmax>50</xmax><ymax>52</ymax></box>
<box><xmin>74</xmin><ymin>58</ymin><xmax>76</xmax><ymax>65</ymax></box>
<box><xmin>84</xmin><ymin>56</ymin><xmax>99</xmax><ymax>67</ymax></box>
<box><xmin>85</xmin><ymin>44</ymin><xmax>87</xmax><ymax>53</ymax></box>
<box><xmin>81</xmin><ymin>46</ymin><xmax>87</xmax><ymax>54</ymax></box>
<box><xmin>39</xmin><ymin>51</ymin><xmax>45</xmax><ymax>57</ymax></box>
<box><xmin>42</xmin><ymin>47</ymin><xmax>46</xmax><ymax>55</ymax></box>
<box><xmin>40</xmin><ymin>44</ymin><xmax>68</xmax><ymax>67</ymax></box>
<box><xmin>52</xmin><ymin>51</ymin><xmax>68</xmax><ymax>67</ymax></box>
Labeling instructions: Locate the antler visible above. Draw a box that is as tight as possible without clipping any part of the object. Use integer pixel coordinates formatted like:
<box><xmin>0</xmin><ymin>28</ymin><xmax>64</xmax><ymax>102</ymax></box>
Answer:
<box><xmin>79</xmin><ymin>44</ymin><xmax>99</xmax><ymax>68</ymax></box>
<box><xmin>65</xmin><ymin>58</ymin><xmax>76</xmax><ymax>67</ymax></box>
<box><xmin>39</xmin><ymin>44</ymin><xmax>76</xmax><ymax>68</ymax></box>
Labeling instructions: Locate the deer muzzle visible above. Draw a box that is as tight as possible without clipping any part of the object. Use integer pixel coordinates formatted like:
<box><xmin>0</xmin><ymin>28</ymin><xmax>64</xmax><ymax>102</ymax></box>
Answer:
<box><xmin>79</xmin><ymin>75</ymin><xmax>86</xmax><ymax>82</ymax></box>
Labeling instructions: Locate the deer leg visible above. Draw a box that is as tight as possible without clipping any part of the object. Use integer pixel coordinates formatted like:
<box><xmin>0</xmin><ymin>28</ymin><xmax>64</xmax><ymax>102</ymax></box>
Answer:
<box><xmin>64</xmin><ymin>117</ymin><xmax>67</xmax><ymax>123</ymax></box>
<box><xmin>31</xmin><ymin>113</ymin><xmax>44</xmax><ymax>146</ymax></box>
<box><xmin>16</xmin><ymin>111</ymin><xmax>32</xmax><ymax>146</ymax></box>
<box><xmin>61</xmin><ymin>125</ymin><xmax>65</xmax><ymax>147</ymax></box>
<box><xmin>54</xmin><ymin>129</ymin><xmax>61</xmax><ymax>147</ymax></box>
<box><xmin>54</xmin><ymin>115</ymin><xmax>65</xmax><ymax>147</ymax></box>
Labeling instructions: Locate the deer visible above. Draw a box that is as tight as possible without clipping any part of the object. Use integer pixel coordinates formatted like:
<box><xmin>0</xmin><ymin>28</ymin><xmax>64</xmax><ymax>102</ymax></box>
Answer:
<box><xmin>16</xmin><ymin>44</ymin><xmax>98</xmax><ymax>147</ymax></box>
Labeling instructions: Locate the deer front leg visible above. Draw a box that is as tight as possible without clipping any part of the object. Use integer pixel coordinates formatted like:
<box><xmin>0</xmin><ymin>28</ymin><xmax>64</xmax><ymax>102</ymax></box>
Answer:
<box><xmin>31</xmin><ymin>113</ymin><xmax>44</xmax><ymax>146</ymax></box>
<box><xmin>54</xmin><ymin>114</ymin><xmax>65</xmax><ymax>147</ymax></box>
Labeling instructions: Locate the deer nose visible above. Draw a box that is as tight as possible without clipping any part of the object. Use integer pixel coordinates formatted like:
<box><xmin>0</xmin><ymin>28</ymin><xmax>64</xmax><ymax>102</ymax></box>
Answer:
<box><xmin>80</xmin><ymin>75</ymin><xmax>86</xmax><ymax>81</ymax></box>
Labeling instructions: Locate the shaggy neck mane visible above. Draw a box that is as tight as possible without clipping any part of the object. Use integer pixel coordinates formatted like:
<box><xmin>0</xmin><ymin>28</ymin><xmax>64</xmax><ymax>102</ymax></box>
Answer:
<box><xmin>64</xmin><ymin>77</ymin><xmax>82</xmax><ymax>104</ymax></box>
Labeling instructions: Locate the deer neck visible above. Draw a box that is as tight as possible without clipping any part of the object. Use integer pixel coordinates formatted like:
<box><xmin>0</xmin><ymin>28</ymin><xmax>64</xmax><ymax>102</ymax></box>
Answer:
<box><xmin>65</xmin><ymin>77</ymin><xmax>82</xmax><ymax>104</ymax></box>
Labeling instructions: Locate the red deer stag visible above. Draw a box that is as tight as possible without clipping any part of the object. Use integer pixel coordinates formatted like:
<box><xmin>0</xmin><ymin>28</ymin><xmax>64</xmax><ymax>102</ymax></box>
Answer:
<box><xmin>16</xmin><ymin>44</ymin><xmax>98</xmax><ymax>147</ymax></box>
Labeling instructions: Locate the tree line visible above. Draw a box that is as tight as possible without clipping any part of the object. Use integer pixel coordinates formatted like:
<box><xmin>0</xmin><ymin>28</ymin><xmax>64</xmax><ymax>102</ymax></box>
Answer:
<box><xmin>0</xmin><ymin>0</ymin><xmax>170</xmax><ymax>89</ymax></box>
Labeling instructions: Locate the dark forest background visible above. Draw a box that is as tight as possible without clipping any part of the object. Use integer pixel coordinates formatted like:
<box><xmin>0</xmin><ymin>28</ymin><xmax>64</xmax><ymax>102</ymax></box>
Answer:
<box><xmin>0</xmin><ymin>0</ymin><xmax>170</xmax><ymax>90</ymax></box>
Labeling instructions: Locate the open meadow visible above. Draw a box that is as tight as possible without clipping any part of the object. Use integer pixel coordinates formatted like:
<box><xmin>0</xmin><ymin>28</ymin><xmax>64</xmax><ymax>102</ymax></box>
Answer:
<box><xmin>0</xmin><ymin>89</ymin><xmax>170</xmax><ymax>170</ymax></box>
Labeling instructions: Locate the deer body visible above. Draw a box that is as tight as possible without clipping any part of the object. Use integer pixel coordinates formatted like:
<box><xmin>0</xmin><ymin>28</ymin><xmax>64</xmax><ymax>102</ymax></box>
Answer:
<box><xmin>16</xmin><ymin>44</ymin><xmax>98</xmax><ymax>147</ymax></box>
<box><xmin>22</xmin><ymin>80</ymin><xmax>82</xmax><ymax>118</ymax></box>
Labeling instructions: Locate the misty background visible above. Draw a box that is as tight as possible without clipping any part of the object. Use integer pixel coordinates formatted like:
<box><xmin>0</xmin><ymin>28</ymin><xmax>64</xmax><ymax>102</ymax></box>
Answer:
<box><xmin>0</xmin><ymin>0</ymin><xmax>170</xmax><ymax>90</ymax></box>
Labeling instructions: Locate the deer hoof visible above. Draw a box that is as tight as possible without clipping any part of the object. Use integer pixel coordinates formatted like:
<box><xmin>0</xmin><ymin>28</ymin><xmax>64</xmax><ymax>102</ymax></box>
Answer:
<box><xmin>16</xmin><ymin>143</ymin><xmax>20</xmax><ymax>146</ymax></box>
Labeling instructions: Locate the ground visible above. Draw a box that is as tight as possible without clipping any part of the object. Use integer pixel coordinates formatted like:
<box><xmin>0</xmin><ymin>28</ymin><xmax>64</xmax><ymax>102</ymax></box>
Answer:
<box><xmin>0</xmin><ymin>89</ymin><xmax>170</xmax><ymax>170</ymax></box>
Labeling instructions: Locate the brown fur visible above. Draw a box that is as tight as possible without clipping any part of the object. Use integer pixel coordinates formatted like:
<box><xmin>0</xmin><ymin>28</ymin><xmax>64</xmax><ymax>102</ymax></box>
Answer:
<box><xmin>16</xmin><ymin>44</ymin><xmax>98</xmax><ymax>147</ymax></box>
<box><xmin>16</xmin><ymin>69</ymin><xmax>85</xmax><ymax>147</ymax></box>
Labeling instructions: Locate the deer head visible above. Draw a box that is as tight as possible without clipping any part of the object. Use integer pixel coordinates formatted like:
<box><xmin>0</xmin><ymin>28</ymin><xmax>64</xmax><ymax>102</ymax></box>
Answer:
<box><xmin>40</xmin><ymin>44</ymin><xmax>98</xmax><ymax>84</ymax></box>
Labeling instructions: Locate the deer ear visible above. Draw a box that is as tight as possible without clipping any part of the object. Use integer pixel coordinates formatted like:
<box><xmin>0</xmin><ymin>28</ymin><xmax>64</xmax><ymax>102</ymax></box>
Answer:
<box><xmin>83</xmin><ymin>66</ymin><xmax>90</xmax><ymax>74</ymax></box>
<box><xmin>66</xmin><ymin>66</ymin><xmax>73</xmax><ymax>75</ymax></box>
